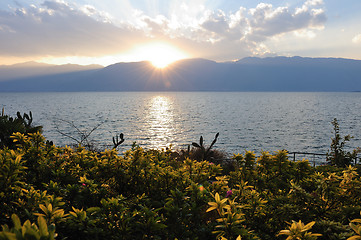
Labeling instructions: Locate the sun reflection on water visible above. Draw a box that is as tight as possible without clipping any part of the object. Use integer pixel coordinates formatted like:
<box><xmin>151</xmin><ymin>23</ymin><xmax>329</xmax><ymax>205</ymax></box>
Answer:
<box><xmin>145</xmin><ymin>95</ymin><xmax>176</xmax><ymax>149</ymax></box>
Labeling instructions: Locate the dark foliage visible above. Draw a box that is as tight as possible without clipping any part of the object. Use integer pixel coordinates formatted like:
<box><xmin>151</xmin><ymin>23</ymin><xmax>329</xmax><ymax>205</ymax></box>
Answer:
<box><xmin>327</xmin><ymin>118</ymin><xmax>359</xmax><ymax>167</ymax></box>
<box><xmin>0</xmin><ymin>109</ymin><xmax>42</xmax><ymax>149</ymax></box>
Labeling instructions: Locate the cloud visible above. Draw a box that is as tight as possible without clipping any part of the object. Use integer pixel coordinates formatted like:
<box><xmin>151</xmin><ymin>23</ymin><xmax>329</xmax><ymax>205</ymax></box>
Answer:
<box><xmin>352</xmin><ymin>34</ymin><xmax>361</xmax><ymax>44</ymax></box>
<box><xmin>0</xmin><ymin>0</ymin><xmax>327</xmax><ymax>61</ymax></box>
<box><xmin>0</xmin><ymin>1</ymin><xmax>150</xmax><ymax>57</ymax></box>
<box><xmin>247</xmin><ymin>2</ymin><xmax>325</xmax><ymax>42</ymax></box>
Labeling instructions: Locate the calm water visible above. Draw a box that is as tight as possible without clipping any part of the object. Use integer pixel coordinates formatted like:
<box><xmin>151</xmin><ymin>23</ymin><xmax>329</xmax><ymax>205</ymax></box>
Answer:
<box><xmin>1</xmin><ymin>92</ymin><xmax>361</xmax><ymax>161</ymax></box>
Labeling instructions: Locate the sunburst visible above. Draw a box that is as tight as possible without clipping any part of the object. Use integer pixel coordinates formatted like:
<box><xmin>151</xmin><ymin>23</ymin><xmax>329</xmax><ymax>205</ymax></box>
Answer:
<box><xmin>133</xmin><ymin>42</ymin><xmax>188</xmax><ymax>68</ymax></box>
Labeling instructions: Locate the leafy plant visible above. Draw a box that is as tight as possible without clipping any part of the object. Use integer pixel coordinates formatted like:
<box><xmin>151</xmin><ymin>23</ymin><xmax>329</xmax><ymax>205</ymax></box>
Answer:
<box><xmin>349</xmin><ymin>212</ymin><xmax>361</xmax><ymax>240</ymax></box>
<box><xmin>0</xmin><ymin>214</ymin><xmax>56</xmax><ymax>240</ymax></box>
<box><xmin>278</xmin><ymin>220</ymin><xmax>321</xmax><ymax>240</ymax></box>
<box><xmin>207</xmin><ymin>192</ymin><xmax>256</xmax><ymax>240</ymax></box>
<box><xmin>0</xmin><ymin>109</ymin><xmax>42</xmax><ymax>149</ymax></box>
<box><xmin>2</xmin><ymin>129</ymin><xmax>361</xmax><ymax>239</ymax></box>
<box><xmin>191</xmin><ymin>132</ymin><xmax>226</xmax><ymax>162</ymax></box>
<box><xmin>34</xmin><ymin>203</ymin><xmax>67</xmax><ymax>224</ymax></box>
<box><xmin>112</xmin><ymin>133</ymin><xmax>124</xmax><ymax>150</ymax></box>
<box><xmin>327</xmin><ymin>118</ymin><xmax>359</xmax><ymax>167</ymax></box>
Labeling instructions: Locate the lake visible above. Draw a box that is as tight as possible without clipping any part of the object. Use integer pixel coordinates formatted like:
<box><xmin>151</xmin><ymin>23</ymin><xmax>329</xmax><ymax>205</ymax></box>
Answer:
<box><xmin>1</xmin><ymin>92</ymin><xmax>361</xmax><ymax>163</ymax></box>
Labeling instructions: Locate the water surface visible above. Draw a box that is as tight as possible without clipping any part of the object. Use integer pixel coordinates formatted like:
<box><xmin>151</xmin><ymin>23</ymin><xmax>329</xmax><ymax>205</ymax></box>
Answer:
<box><xmin>1</xmin><ymin>92</ymin><xmax>360</xmax><ymax>162</ymax></box>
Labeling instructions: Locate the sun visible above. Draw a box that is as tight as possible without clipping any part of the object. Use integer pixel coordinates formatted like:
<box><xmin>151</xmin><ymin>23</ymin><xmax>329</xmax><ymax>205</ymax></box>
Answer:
<box><xmin>133</xmin><ymin>43</ymin><xmax>188</xmax><ymax>68</ymax></box>
<box><xmin>37</xmin><ymin>42</ymin><xmax>189</xmax><ymax>67</ymax></box>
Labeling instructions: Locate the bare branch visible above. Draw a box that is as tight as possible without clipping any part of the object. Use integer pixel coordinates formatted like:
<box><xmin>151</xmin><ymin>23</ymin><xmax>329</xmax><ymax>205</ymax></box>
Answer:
<box><xmin>53</xmin><ymin>118</ymin><xmax>104</xmax><ymax>149</ymax></box>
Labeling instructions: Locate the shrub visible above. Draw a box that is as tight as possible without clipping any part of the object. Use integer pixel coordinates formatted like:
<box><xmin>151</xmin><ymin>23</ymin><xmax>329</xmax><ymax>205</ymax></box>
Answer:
<box><xmin>0</xmin><ymin>109</ymin><xmax>42</xmax><ymax>149</ymax></box>
<box><xmin>1</xmin><ymin>131</ymin><xmax>361</xmax><ymax>239</ymax></box>
<box><xmin>327</xmin><ymin>118</ymin><xmax>359</xmax><ymax>167</ymax></box>
<box><xmin>0</xmin><ymin>214</ymin><xmax>56</xmax><ymax>240</ymax></box>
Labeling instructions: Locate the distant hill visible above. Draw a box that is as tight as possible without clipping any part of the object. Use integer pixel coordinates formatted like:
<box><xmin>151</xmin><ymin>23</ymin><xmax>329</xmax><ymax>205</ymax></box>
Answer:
<box><xmin>0</xmin><ymin>57</ymin><xmax>360</xmax><ymax>92</ymax></box>
<box><xmin>0</xmin><ymin>62</ymin><xmax>102</xmax><ymax>82</ymax></box>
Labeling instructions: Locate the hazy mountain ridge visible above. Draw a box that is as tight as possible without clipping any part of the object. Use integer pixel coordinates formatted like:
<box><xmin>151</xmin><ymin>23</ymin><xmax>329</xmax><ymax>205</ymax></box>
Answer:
<box><xmin>0</xmin><ymin>57</ymin><xmax>360</xmax><ymax>92</ymax></box>
<box><xmin>0</xmin><ymin>62</ymin><xmax>103</xmax><ymax>82</ymax></box>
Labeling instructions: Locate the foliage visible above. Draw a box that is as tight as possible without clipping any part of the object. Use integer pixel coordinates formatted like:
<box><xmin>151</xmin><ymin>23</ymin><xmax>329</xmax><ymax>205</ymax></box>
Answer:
<box><xmin>112</xmin><ymin>133</ymin><xmax>124</xmax><ymax>150</ymax></box>
<box><xmin>190</xmin><ymin>132</ymin><xmax>226</xmax><ymax>162</ymax></box>
<box><xmin>1</xmin><ymin>131</ymin><xmax>361</xmax><ymax>239</ymax></box>
<box><xmin>278</xmin><ymin>220</ymin><xmax>321</xmax><ymax>240</ymax></box>
<box><xmin>348</xmin><ymin>212</ymin><xmax>361</xmax><ymax>240</ymax></box>
<box><xmin>0</xmin><ymin>214</ymin><xmax>56</xmax><ymax>240</ymax></box>
<box><xmin>207</xmin><ymin>192</ymin><xmax>256</xmax><ymax>239</ymax></box>
<box><xmin>327</xmin><ymin>118</ymin><xmax>359</xmax><ymax>167</ymax></box>
<box><xmin>0</xmin><ymin>109</ymin><xmax>42</xmax><ymax>149</ymax></box>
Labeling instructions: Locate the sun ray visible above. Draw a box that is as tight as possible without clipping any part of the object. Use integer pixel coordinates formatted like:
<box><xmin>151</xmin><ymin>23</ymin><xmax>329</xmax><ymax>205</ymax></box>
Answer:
<box><xmin>131</xmin><ymin>42</ymin><xmax>189</xmax><ymax>68</ymax></box>
<box><xmin>37</xmin><ymin>42</ymin><xmax>189</xmax><ymax>67</ymax></box>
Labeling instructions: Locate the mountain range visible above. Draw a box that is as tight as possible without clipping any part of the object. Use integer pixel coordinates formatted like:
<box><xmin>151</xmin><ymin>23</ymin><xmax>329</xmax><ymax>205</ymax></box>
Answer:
<box><xmin>0</xmin><ymin>56</ymin><xmax>360</xmax><ymax>92</ymax></box>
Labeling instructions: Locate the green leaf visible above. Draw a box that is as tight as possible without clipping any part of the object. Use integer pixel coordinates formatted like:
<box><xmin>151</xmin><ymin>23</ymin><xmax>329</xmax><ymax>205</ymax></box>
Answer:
<box><xmin>11</xmin><ymin>214</ymin><xmax>21</xmax><ymax>230</ymax></box>
<box><xmin>86</xmin><ymin>207</ymin><xmax>100</xmax><ymax>214</ymax></box>
<box><xmin>206</xmin><ymin>206</ymin><xmax>218</xmax><ymax>212</ymax></box>
<box><xmin>2</xmin><ymin>232</ymin><xmax>17</xmax><ymax>240</ymax></box>
<box><xmin>38</xmin><ymin>204</ymin><xmax>47</xmax><ymax>214</ymax></box>
<box><xmin>303</xmin><ymin>221</ymin><xmax>316</xmax><ymax>231</ymax></box>
<box><xmin>37</xmin><ymin>216</ymin><xmax>48</xmax><ymax>237</ymax></box>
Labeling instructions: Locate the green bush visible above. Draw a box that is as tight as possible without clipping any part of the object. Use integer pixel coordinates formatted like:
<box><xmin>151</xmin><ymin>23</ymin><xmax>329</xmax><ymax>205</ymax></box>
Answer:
<box><xmin>0</xmin><ymin>214</ymin><xmax>56</xmax><ymax>240</ymax></box>
<box><xmin>327</xmin><ymin>118</ymin><xmax>359</xmax><ymax>167</ymax></box>
<box><xmin>1</xmin><ymin>132</ymin><xmax>361</xmax><ymax>239</ymax></box>
<box><xmin>0</xmin><ymin>109</ymin><xmax>42</xmax><ymax>149</ymax></box>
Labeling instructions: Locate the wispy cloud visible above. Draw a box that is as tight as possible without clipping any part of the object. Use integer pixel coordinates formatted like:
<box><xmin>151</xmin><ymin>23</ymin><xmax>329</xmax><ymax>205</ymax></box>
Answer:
<box><xmin>0</xmin><ymin>1</ymin><xmax>147</xmax><ymax>57</ymax></box>
<box><xmin>0</xmin><ymin>0</ymin><xmax>327</xmax><ymax>61</ymax></box>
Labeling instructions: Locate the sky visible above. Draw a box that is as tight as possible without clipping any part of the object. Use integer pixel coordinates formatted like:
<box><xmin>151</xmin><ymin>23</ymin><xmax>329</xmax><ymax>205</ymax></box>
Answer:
<box><xmin>0</xmin><ymin>0</ymin><xmax>361</xmax><ymax>66</ymax></box>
